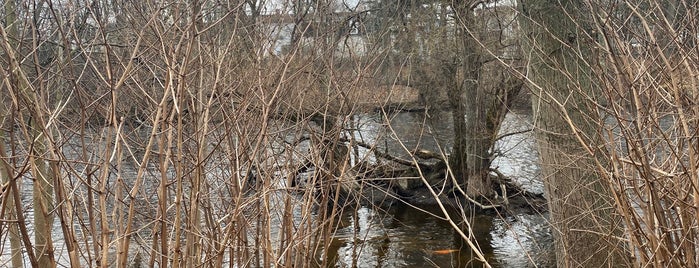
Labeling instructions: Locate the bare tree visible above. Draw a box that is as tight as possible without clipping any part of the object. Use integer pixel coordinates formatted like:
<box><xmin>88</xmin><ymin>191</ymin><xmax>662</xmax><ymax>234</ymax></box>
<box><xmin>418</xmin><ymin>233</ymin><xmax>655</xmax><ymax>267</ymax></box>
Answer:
<box><xmin>0</xmin><ymin>1</ymin><xmax>63</xmax><ymax>266</ymax></box>
<box><xmin>450</xmin><ymin>1</ymin><xmax>525</xmax><ymax>198</ymax></box>
<box><xmin>364</xmin><ymin>0</ymin><xmax>523</xmax><ymax>200</ymax></box>
<box><xmin>519</xmin><ymin>0</ymin><xmax>631</xmax><ymax>266</ymax></box>
<box><xmin>0</xmin><ymin>2</ymin><xmax>26</xmax><ymax>267</ymax></box>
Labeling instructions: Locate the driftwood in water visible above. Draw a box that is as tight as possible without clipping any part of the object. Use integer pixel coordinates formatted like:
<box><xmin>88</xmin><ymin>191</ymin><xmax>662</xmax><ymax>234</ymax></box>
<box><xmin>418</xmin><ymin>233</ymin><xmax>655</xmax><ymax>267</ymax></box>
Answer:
<box><xmin>359</xmin><ymin>146</ymin><xmax>546</xmax><ymax>211</ymax></box>
<box><xmin>287</xmin><ymin>138</ymin><xmax>546</xmax><ymax>211</ymax></box>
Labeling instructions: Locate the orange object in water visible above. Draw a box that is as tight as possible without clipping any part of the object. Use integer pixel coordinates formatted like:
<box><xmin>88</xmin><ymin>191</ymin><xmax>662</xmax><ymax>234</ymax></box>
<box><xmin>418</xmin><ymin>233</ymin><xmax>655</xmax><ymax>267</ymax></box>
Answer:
<box><xmin>432</xmin><ymin>249</ymin><xmax>459</xmax><ymax>254</ymax></box>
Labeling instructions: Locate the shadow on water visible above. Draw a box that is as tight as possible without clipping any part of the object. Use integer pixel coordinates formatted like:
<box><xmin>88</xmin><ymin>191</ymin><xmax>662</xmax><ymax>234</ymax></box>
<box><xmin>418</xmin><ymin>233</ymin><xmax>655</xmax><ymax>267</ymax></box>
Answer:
<box><xmin>322</xmin><ymin>110</ymin><xmax>554</xmax><ymax>267</ymax></box>
<box><xmin>325</xmin><ymin>202</ymin><xmax>553</xmax><ymax>267</ymax></box>
<box><xmin>325</xmin><ymin>203</ymin><xmax>488</xmax><ymax>267</ymax></box>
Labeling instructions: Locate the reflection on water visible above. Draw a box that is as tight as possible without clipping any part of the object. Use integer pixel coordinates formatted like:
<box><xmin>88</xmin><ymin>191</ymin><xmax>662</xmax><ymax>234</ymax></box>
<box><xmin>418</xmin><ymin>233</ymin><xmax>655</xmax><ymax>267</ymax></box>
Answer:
<box><xmin>327</xmin><ymin>111</ymin><xmax>553</xmax><ymax>267</ymax></box>
<box><xmin>326</xmin><ymin>205</ymin><xmax>489</xmax><ymax>267</ymax></box>
<box><xmin>491</xmin><ymin>214</ymin><xmax>554</xmax><ymax>267</ymax></box>
<box><xmin>2</xmin><ymin>111</ymin><xmax>552</xmax><ymax>267</ymax></box>
<box><xmin>326</xmin><ymin>204</ymin><xmax>552</xmax><ymax>267</ymax></box>
<box><xmin>492</xmin><ymin>113</ymin><xmax>543</xmax><ymax>195</ymax></box>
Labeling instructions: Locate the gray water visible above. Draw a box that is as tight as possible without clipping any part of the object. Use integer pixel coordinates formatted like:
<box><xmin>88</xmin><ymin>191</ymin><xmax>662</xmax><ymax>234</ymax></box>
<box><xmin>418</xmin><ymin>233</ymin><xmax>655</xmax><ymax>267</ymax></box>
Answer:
<box><xmin>323</xmin><ymin>111</ymin><xmax>552</xmax><ymax>267</ymax></box>
<box><xmin>1</xmin><ymin>110</ymin><xmax>553</xmax><ymax>267</ymax></box>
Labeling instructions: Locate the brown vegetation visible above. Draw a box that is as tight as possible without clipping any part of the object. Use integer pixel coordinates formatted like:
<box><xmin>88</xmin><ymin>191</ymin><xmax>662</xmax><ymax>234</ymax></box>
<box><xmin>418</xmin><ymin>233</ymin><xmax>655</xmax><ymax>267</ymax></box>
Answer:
<box><xmin>8</xmin><ymin>0</ymin><xmax>699</xmax><ymax>267</ymax></box>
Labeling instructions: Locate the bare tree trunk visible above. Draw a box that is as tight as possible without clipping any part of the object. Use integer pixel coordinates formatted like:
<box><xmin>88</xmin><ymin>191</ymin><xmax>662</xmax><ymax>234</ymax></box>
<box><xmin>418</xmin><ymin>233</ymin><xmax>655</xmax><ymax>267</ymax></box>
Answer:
<box><xmin>520</xmin><ymin>0</ymin><xmax>629</xmax><ymax>266</ymax></box>
<box><xmin>29</xmin><ymin>54</ymin><xmax>57</xmax><ymax>268</ymax></box>
<box><xmin>0</xmin><ymin>129</ymin><xmax>23</xmax><ymax>268</ymax></box>
<box><xmin>1</xmin><ymin>2</ymin><xmax>26</xmax><ymax>267</ymax></box>
<box><xmin>450</xmin><ymin>2</ymin><xmax>491</xmax><ymax>198</ymax></box>
<box><xmin>1</xmin><ymin>1</ymin><xmax>56</xmax><ymax>266</ymax></box>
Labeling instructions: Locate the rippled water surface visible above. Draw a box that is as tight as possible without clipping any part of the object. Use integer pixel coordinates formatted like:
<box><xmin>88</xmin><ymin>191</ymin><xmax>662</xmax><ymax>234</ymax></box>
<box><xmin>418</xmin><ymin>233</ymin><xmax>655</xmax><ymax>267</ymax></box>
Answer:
<box><xmin>3</xmin><ymin>111</ymin><xmax>553</xmax><ymax>267</ymax></box>
<box><xmin>324</xmin><ymin>111</ymin><xmax>553</xmax><ymax>267</ymax></box>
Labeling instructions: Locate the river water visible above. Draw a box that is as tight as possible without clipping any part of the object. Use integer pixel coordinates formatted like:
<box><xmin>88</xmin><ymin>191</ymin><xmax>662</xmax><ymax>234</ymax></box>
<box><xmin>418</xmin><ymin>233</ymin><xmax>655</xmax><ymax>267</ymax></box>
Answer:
<box><xmin>1</xmin><ymin>110</ymin><xmax>553</xmax><ymax>267</ymax></box>
<box><xmin>322</xmin><ymin>110</ymin><xmax>553</xmax><ymax>267</ymax></box>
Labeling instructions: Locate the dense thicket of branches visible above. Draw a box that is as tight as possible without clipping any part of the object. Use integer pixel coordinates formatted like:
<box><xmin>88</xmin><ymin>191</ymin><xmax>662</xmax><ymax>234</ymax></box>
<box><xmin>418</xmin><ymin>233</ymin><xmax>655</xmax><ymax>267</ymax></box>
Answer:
<box><xmin>0</xmin><ymin>0</ymin><xmax>384</xmax><ymax>266</ymax></box>
<box><xmin>3</xmin><ymin>0</ymin><xmax>698</xmax><ymax>267</ymax></box>
<box><xmin>0</xmin><ymin>0</ymin><xmax>514</xmax><ymax>267</ymax></box>
<box><xmin>520</xmin><ymin>0</ymin><xmax>699</xmax><ymax>266</ymax></box>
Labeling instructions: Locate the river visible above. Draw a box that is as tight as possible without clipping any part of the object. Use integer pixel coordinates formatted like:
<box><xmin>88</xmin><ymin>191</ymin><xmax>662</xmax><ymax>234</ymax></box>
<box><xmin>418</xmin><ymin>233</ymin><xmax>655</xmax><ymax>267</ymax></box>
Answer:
<box><xmin>321</xmin><ymin>110</ymin><xmax>553</xmax><ymax>267</ymax></box>
<box><xmin>1</xmin><ymin>110</ymin><xmax>553</xmax><ymax>267</ymax></box>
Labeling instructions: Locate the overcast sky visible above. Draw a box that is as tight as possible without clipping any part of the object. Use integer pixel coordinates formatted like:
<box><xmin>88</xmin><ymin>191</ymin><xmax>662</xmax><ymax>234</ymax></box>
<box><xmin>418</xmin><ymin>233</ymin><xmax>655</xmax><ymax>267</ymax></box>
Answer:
<box><xmin>260</xmin><ymin>0</ymin><xmax>516</xmax><ymax>15</ymax></box>
<box><xmin>260</xmin><ymin>0</ymin><xmax>364</xmax><ymax>15</ymax></box>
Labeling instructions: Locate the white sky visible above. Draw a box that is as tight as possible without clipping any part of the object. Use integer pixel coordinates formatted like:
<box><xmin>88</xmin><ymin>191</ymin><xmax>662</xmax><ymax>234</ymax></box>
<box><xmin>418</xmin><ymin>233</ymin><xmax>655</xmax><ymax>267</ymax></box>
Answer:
<box><xmin>260</xmin><ymin>0</ymin><xmax>516</xmax><ymax>15</ymax></box>
<box><xmin>260</xmin><ymin>0</ymin><xmax>363</xmax><ymax>15</ymax></box>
